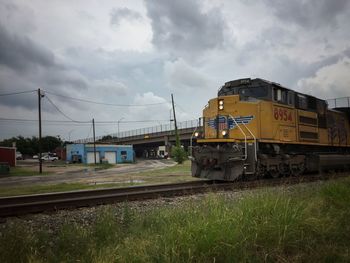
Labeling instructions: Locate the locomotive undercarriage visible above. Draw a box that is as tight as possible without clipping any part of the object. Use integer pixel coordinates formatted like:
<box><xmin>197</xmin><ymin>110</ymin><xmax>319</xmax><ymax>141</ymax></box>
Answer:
<box><xmin>191</xmin><ymin>143</ymin><xmax>244</xmax><ymax>181</ymax></box>
<box><xmin>191</xmin><ymin>142</ymin><xmax>350</xmax><ymax>181</ymax></box>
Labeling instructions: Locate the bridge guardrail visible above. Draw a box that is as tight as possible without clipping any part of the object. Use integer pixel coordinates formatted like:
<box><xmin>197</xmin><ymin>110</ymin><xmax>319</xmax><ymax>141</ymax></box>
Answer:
<box><xmin>327</xmin><ymin>97</ymin><xmax>350</xmax><ymax>109</ymax></box>
<box><xmin>75</xmin><ymin>119</ymin><xmax>201</xmax><ymax>144</ymax></box>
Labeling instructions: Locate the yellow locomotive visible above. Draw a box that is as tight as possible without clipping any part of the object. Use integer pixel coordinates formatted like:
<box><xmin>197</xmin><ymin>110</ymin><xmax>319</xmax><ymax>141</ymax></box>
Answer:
<box><xmin>191</xmin><ymin>78</ymin><xmax>350</xmax><ymax>181</ymax></box>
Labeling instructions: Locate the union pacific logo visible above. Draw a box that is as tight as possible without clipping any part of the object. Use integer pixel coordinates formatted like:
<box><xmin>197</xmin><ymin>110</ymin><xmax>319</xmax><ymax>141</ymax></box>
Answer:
<box><xmin>207</xmin><ymin>115</ymin><xmax>254</xmax><ymax>130</ymax></box>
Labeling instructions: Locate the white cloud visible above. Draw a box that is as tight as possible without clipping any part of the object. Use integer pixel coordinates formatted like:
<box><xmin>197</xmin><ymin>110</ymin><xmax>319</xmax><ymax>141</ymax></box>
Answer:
<box><xmin>127</xmin><ymin>92</ymin><xmax>171</xmax><ymax>121</ymax></box>
<box><xmin>164</xmin><ymin>58</ymin><xmax>212</xmax><ymax>92</ymax></box>
<box><xmin>297</xmin><ymin>57</ymin><xmax>350</xmax><ymax>99</ymax></box>
<box><xmin>91</xmin><ymin>79</ymin><xmax>128</xmax><ymax>96</ymax></box>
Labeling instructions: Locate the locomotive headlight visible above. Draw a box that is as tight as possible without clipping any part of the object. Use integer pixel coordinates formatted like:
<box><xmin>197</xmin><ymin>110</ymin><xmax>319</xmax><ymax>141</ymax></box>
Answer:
<box><xmin>218</xmin><ymin>99</ymin><xmax>224</xmax><ymax>110</ymax></box>
<box><xmin>194</xmin><ymin>132</ymin><xmax>199</xmax><ymax>137</ymax></box>
<box><xmin>221</xmin><ymin>130</ymin><xmax>228</xmax><ymax>137</ymax></box>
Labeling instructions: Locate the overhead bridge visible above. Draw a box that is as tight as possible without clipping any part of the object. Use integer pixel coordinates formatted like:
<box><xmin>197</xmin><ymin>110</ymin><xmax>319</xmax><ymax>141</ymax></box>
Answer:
<box><xmin>75</xmin><ymin>120</ymin><xmax>201</xmax><ymax>157</ymax></box>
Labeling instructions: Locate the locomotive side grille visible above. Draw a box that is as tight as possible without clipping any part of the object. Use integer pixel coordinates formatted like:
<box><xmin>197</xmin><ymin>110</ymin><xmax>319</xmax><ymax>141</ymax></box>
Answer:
<box><xmin>299</xmin><ymin>116</ymin><xmax>318</xmax><ymax>126</ymax></box>
<box><xmin>300</xmin><ymin>131</ymin><xmax>318</xmax><ymax>140</ymax></box>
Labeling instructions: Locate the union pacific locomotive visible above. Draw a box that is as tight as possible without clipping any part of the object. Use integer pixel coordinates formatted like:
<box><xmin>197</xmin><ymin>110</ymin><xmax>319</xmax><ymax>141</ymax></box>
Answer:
<box><xmin>191</xmin><ymin>78</ymin><xmax>350</xmax><ymax>181</ymax></box>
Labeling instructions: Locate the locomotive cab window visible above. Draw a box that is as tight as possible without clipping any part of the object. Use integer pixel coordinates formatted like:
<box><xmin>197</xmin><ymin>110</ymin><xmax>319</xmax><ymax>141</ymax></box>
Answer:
<box><xmin>287</xmin><ymin>91</ymin><xmax>294</xmax><ymax>106</ymax></box>
<box><xmin>296</xmin><ymin>94</ymin><xmax>308</xmax><ymax>110</ymax></box>
<box><xmin>239</xmin><ymin>86</ymin><xmax>268</xmax><ymax>100</ymax></box>
<box><xmin>273</xmin><ymin>88</ymin><xmax>288</xmax><ymax>104</ymax></box>
<box><xmin>307</xmin><ymin>96</ymin><xmax>317</xmax><ymax>111</ymax></box>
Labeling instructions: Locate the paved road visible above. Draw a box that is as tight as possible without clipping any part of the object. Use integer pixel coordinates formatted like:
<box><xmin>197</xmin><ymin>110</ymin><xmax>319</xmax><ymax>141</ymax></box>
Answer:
<box><xmin>0</xmin><ymin>159</ymin><xmax>177</xmax><ymax>188</ymax></box>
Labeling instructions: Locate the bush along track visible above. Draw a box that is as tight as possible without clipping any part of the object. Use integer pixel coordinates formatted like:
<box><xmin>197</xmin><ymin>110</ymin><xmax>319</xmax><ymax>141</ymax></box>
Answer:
<box><xmin>0</xmin><ymin>178</ymin><xmax>350</xmax><ymax>262</ymax></box>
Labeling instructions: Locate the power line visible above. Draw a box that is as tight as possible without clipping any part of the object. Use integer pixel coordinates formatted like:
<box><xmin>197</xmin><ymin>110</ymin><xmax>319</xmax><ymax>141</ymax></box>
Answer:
<box><xmin>0</xmin><ymin>121</ymin><xmax>92</xmax><ymax>127</ymax></box>
<box><xmin>0</xmin><ymin>90</ymin><xmax>36</xmax><ymax>97</ymax></box>
<box><xmin>0</xmin><ymin>117</ymin><xmax>88</xmax><ymax>123</ymax></box>
<box><xmin>0</xmin><ymin>117</ymin><xmax>169</xmax><ymax>124</ymax></box>
<box><xmin>45</xmin><ymin>95</ymin><xmax>87</xmax><ymax>123</ymax></box>
<box><xmin>45</xmin><ymin>90</ymin><xmax>169</xmax><ymax>107</ymax></box>
<box><xmin>0</xmin><ymin>121</ymin><xmax>137</xmax><ymax>127</ymax></box>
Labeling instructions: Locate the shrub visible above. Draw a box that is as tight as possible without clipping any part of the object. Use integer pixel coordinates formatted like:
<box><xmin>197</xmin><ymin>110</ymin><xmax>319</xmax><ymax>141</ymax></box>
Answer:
<box><xmin>171</xmin><ymin>146</ymin><xmax>187</xmax><ymax>164</ymax></box>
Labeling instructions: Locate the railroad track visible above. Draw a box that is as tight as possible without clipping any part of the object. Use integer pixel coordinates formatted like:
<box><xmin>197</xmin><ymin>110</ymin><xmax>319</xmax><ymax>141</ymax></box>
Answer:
<box><xmin>0</xmin><ymin>172</ymin><xmax>348</xmax><ymax>218</ymax></box>
<box><xmin>0</xmin><ymin>180</ymin><xmax>218</xmax><ymax>218</ymax></box>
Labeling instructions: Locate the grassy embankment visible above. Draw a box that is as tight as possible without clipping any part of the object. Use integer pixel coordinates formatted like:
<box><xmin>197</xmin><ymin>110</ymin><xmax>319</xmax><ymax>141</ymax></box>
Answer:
<box><xmin>0</xmin><ymin>177</ymin><xmax>349</xmax><ymax>262</ymax></box>
<box><xmin>0</xmin><ymin>161</ymin><xmax>191</xmax><ymax>197</ymax></box>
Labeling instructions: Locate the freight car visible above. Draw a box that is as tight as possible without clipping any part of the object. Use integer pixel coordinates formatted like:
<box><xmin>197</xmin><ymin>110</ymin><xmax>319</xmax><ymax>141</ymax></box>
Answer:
<box><xmin>191</xmin><ymin>78</ymin><xmax>350</xmax><ymax>181</ymax></box>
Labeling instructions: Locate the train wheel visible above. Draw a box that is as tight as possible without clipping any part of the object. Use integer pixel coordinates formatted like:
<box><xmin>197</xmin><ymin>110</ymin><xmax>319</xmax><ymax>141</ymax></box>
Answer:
<box><xmin>256</xmin><ymin>161</ymin><xmax>267</xmax><ymax>179</ymax></box>
<box><xmin>268</xmin><ymin>167</ymin><xmax>280</xmax><ymax>178</ymax></box>
<box><xmin>291</xmin><ymin>163</ymin><xmax>304</xmax><ymax>177</ymax></box>
<box><xmin>279</xmin><ymin>163</ymin><xmax>290</xmax><ymax>177</ymax></box>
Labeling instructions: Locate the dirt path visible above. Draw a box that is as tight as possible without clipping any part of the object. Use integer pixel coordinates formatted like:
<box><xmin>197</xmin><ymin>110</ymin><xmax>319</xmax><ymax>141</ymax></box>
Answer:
<box><xmin>0</xmin><ymin>159</ymin><xmax>177</xmax><ymax>188</ymax></box>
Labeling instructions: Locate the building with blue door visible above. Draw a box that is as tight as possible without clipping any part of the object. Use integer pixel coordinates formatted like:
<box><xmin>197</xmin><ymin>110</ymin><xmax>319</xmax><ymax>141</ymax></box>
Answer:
<box><xmin>66</xmin><ymin>144</ymin><xmax>134</xmax><ymax>164</ymax></box>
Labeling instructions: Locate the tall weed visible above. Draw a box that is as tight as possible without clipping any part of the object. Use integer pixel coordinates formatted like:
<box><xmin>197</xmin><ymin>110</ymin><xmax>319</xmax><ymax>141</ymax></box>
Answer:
<box><xmin>0</xmin><ymin>179</ymin><xmax>350</xmax><ymax>262</ymax></box>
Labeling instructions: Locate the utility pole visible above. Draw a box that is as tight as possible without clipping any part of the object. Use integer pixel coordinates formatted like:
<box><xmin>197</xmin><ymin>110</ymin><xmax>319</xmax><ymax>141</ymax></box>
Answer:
<box><xmin>38</xmin><ymin>88</ymin><xmax>43</xmax><ymax>174</ymax></box>
<box><xmin>92</xmin><ymin>118</ymin><xmax>96</xmax><ymax>165</ymax></box>
<box><xmin>171</xmin><ymin>94</ymin><xmax>180</xmax><ymax>147</ymax></box>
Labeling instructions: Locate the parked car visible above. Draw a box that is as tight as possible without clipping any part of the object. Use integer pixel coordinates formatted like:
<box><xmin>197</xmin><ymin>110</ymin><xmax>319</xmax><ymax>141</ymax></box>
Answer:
<box><xmin>41</xmin><ymin>155</ymin><xmax>58</xmax><ymax>161</ymax></box>
<box><xmin>16</xmin><ymin>151</ymin><xmax>23</xmax><ymax>160</ymax></box>
<box><xmin>32</xmin><ymin>155</ymin><xmax>39</xmax><ymax>159</ymax></box>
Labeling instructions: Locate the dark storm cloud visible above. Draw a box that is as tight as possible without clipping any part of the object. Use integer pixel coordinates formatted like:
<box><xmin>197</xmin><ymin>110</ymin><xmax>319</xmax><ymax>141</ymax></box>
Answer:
<box><xmin>110</xmin><ymin>7</ymin><xmax>142</xmax><ymax>25</ymax></box>
<box><xmin>265</xmin><ymin>0</ymin><xmax>350</xmax><ymax>29</ymax></box>
<box><xmin>62</xmin><ymin>47</ymin><xmax>166</xmax><ymax>96</ymax></box>
<box><xmin>145</xmin><ymin>0</ymin><xmax>226</xmax><ymax>55</ymax></box>
<box><xmin>0</xmin><ymin>22</ymin><xmax>88</xmax><ymax>111</ymax></box>
<box><xmin>0</xmin><ymin>23</ymin><xmax>54</xmax><ymax>71</ymax></box>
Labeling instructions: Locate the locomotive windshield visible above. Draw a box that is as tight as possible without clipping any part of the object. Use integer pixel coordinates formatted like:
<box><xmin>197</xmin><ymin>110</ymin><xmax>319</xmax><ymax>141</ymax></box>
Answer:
<box><xmin>239</xmin><ymin>86</ymin><xmax>268</xmax><ymax>99</ymax></box>
<box><xmin>218</xmin><ymin>78</ymin><xmax>271</xmax><ymax>100</ymax></box>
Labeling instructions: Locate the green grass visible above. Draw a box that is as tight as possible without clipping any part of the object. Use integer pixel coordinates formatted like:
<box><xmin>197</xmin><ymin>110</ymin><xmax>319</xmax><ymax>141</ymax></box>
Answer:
<box><xmin>138</xmin><ymin>160</ymin><xmax>191</xmax><ymax>176</ymax></box>
<box><xmin>0</xmin><ymin>161</ymin><xmax>191</xmax><ymax>197</ymax></box>
<box><xmin>9</xmin><ymin>167</ymin><xmax>51</xmax><ymax>176</ymax></box>
<box><xmin>1</xmin><ymin>178</ymin><xmax>350</xmax><ymax>262</ymax></box>
<box><xmin>8</xmin><ymin>162</ymin><xmax>114</xmax><ymax>178</ymax></box>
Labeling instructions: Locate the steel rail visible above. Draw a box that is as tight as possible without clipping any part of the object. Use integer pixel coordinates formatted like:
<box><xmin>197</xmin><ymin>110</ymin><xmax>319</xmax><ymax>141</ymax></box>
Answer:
<box><xmin>0</xmin><ymin>173</ymin><xmax>348</xmax><ymax>218</ymax></box>
<box><xmin>0</xmin><ymin>180</ymin><xmax>217</xmax><ymax>218</ymax></box>
<box><xmin>0</xmin><ymin>180</ymin><xmax>212</xmax><ymax>206</ymax></box>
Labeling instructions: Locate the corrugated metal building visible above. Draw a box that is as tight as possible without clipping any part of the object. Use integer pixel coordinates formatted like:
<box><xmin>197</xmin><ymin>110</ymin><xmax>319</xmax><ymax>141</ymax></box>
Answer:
<box><xmin>66</xmin><ymin>144</ymin><xmax>134</xmax><ymax>164</ymax></box>
<box><xmin>0</xmin><ymin>146</ymin><xmax>16</xmax><ymax>167</ymax></box>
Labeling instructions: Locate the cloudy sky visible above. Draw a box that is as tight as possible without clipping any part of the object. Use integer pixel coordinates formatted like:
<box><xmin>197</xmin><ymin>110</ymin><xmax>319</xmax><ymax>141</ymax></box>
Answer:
<box><xmin>1</xmin><ymin>0</ymin><xmax>350</xmax><ymax>140</ymax></box>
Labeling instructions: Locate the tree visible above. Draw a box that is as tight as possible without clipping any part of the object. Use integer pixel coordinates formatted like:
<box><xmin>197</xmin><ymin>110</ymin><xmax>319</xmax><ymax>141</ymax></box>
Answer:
<box><xmin>41</xmin><ymin>136</ymin><xmax>62</xmax><ymax>152</ymax></box>
<box><xmin>100</xmin><ymin>135</ymin><xmax>113</xmax><ymax>141</ymax></box>
<box><xmin>0</xmin><ymin>136</ymin><xmax>62</xmax><ymax>155</ymax></box>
